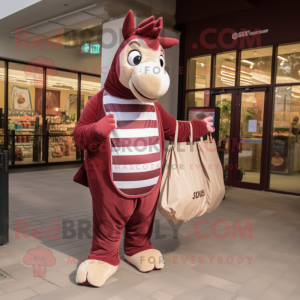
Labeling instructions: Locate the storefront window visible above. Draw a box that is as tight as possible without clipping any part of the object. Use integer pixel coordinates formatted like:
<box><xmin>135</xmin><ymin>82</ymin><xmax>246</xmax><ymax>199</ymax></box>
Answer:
<box><xmin>81</xmin><ymin>74</ymin><xmax>101</xmax><ymax>113</ymax></box>
<box><xmin>214</xmin><ymin>51</ymin><xmax>237</xmax><ymax>87</ymax></box>
<box><xmin>0</xmin><ymin>61</ymin><xmax>4</xmax><ymax>152</ymax></box>
<box><xmin>186</xmin><ymin>55</ymin><xmax>211</xmax><ymax>89</ymax></box>
<box><xmin>46</xmin><ymin>69</ymin><xmax>80</xmax><ymax>163</ymax></box>
<box><xmin>239</xmin><ymin>47</ymin><xmax>273</xmax><ymax>86</ymax></box>
<box><xmin>276</xmin><ymin>43</ymin><xmax>300</xmax><ymax>84</ymax></box>
<box><xmin>215</xmin><ymin>94</ymin><xmax>232</xmax><ymax>179</ymax></box>
<box><xmin>185</xmin><ymin>91</ymin><xmax>209</xmax><ymax>119</ymax></box>
<box><xmin>8</xmin><ymin>62</ymin><xmax>44</xmax><ymax>165</ymax></box>
<box><xmin>269</xmin><ymin>86</ymin><xmax>300</xmax><ymax>193</ymax></box>
<box><xmin>238</xmin><ymin>91</ymin><xmax>265</xmax><ymax>184</ymax></box>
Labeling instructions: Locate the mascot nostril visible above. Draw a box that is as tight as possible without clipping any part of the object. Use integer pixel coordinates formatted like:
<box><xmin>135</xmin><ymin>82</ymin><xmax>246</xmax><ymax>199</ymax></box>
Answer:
<box><xmin>73</xmin><ymin>9</ymin><xmax>215</xmax><ymax>288</ymax></box>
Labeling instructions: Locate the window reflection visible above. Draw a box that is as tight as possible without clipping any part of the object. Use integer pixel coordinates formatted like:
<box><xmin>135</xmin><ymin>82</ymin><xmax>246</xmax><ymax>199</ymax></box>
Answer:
<box><xmin>81</xmin><ymin>74</ymin><xmax>101</xmax><ymax>113</ymax></box>
<box><xmin>277</xmin><ymin>43</ymin><xmax>300</xmax><ymax>84</ymax></box>
<box><xmin>45</xmin><ymin>69</ymin><xmax>80</xmax><ymax>163</ymax></box>
<box><xmin>0</xmin><ymin>61</ymin><xmax>4</xmax><ymax>152</ymax></box>
<box><xmin>214</xmin><ymin>51</ymin><xmax>236</xmax><ymax>87</ymax></box>
<box><xmin>186</xmin><ymin>55</ymin><xmax>211</xmax><ymax>89</ymax></box>
<box><xmin>269</xmin><ymin>86</ymin><xmax>300</xmax><ymax>193</ymax></box>
<box><xmin>239</xmin><ymin>47</ymin><xmax>273</xmax><ymax>85</ymax></box>
<box><xmin>8</xmin><ymin>62</ymin><xmax>44</xmax><ymax>165</ymax></box>
<box><xmin>185</xmin><ymin>91</ymin><xmax>208</xmax><ymax>119</ymax></box>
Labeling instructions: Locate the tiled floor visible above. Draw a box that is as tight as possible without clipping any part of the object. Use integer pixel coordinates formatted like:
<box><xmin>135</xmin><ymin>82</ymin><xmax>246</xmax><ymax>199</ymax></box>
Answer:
<box><xmin>0</xmin><ymin>167</ymin><xmax>300</xmax><ymax>300</ymax></box>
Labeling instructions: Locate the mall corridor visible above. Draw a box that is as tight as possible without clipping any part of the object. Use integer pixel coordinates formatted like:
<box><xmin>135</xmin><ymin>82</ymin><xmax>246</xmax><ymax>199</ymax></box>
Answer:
<box><xmin>0</xmin><ymin>167</ymin><xmax>299</xmax><ymax>300</ymax></box>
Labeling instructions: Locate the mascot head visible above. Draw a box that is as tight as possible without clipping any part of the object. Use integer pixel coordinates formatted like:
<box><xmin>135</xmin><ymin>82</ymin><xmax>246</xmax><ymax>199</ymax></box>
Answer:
<box><xmin>104</xmin><ymin>10</ymin><xmax>179</xmax><ymax>102</ymax></box>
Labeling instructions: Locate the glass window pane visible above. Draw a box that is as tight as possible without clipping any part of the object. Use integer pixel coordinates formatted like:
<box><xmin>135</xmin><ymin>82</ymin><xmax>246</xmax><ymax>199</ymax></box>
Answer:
<box><xmin>81</xmin><ymin>74</ymin><xmax>101</xmax><ymax>114</ymax></box>
<box><xmin>215</xmin><ymin>94</ymin><xmax>232</xmax><ymax>180</ymax></box>
<box><xmin>269</xmin><ymin>86</ymin><xmax>300</xmax><ymax>193</ymax></box>
<box><xmin>46</xmin><ymin>69</ymin><xmax>80</xmax><ymax>163</ymax></box>
<box><xmin>8</xmin><ymin>62</ymin><xmax>44</xmax><ymax>165</ymax></box>
<box><xmin>276</xmin><ymin>43</ymin><xmax>300</xmax><ymax>84</ymax></box>
<box><xmin>239</xmin><ymin>47</ymin><xmax>273</xmax><ymax>86</ymax></box>
<box><xmin>186</xmin><ymin>55</ymin><xmax>211</xmax><ymax>89</ymax></box>
<box><xmin>237</xmin><ymin>92</ymin><xmax>265</xmax><ymax>184</ymax></box>
<box><xmin>185</xmin><ymin>91</ymin><xmax>209</xmax><ymax>119</ymax></box>
<box><xmin>0</xmin><ymin>61</ymin><xmax>4</xmax><ymax>152</ymax></box>
<box><xmin>214</xmin><ymin>51</ymin><xmax>236</xmax><ymax>87</ymax></box>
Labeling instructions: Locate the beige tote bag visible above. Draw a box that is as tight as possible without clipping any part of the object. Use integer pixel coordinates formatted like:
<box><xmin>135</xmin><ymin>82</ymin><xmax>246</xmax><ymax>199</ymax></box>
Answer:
<box><xmin>158</xmin><ymin>122</ymin><xmax>225</xmax><ymax>222</ymax></box>
<box><xmin>158</xmin><ymin>121</ymin><xmax>209</xmax><ymax>222</ymax></box>
<box><xmin>197</xmin><ymin>134</ymin><xmax>225</xmax><ymax>213</ymax></box>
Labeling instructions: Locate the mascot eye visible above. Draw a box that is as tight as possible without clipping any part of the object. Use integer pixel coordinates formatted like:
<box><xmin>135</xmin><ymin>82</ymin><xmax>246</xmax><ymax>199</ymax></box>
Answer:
<box><xmin>160</xmin><ymin>55</ymin><xmax>165</xmax><ymax>68</ymax></box>
<box><xmin>128</xmin><ymin>50</ymin><xmax>142</xmax><ymax>66</ymax></box>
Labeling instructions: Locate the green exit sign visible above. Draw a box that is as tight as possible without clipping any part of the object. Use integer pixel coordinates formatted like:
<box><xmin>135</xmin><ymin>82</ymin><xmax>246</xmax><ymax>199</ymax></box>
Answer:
<box><xmin>81</xmin><ymin>44</ymin><xmax>101</xmax><ymax>54</ymax></box>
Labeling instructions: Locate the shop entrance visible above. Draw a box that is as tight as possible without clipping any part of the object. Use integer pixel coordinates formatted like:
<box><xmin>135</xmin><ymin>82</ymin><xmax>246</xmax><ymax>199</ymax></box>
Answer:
<box><xmin>211</xmin><ymin>88</ymin><xmax>269</xmax><ymax>190</ymax></box>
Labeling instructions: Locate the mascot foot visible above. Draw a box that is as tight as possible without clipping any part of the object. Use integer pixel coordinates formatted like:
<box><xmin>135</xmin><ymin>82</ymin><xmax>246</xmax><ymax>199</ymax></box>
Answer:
<box><xmin>76</xmin><ymin>259</ymin><xmax>118</xmax><ymax>287</ymax></box>
<box><xmin>124</xmin><ymin>249</ymin><xmax>164</xmax><ymax>272</ymax></box>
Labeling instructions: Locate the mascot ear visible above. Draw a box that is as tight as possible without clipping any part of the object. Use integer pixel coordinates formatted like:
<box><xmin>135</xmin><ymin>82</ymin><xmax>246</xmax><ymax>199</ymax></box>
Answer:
<box><xmin>122</xmin><ymin>10</ymin><xmax>135</xmax><ymax>40</ymax></box>
<box><xmin>157</xmin><ymin>37</ymin><xmax>179</xmax><ymax>49</ymax></box>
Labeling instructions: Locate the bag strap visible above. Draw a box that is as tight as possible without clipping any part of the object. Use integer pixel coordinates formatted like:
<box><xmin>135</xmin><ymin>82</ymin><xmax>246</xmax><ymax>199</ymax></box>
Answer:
<box><xmin>174</xmin><ymin>121</ymin><xmax>179</xmax><ymax>148</ymax></box>
<box><xmin>188</xmin><ymin>122</ymin><xmax>193</xmax><ymax>143</ymax></box>
<box><xmin>174</xmin><ymin>121</ymin><xmax>193</xmax><ymax>148</ymax></box>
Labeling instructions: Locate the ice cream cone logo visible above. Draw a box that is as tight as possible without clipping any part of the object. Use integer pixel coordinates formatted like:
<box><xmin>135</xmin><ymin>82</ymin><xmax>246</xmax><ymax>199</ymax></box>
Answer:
<box><xmin>23</xmin><ymin>246</ymin><xmax>56</xmax><ymax>277</ymax></box>
<box><xmin>24</xmin><ymin>56</ymin><xmax>57</xmax><ymax>87</ymax></box>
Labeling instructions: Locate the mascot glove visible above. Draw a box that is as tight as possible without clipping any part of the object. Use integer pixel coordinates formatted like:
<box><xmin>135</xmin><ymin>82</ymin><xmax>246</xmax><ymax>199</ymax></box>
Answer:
<box><xmin>94</xmin><ymin>114</ymin><xmax>117</xmax><ymax>140</ymax></box>
<box><xmin>203</xmin><ymin>116</ymin><xmax>215</xmax><ymax>133</ymax></box>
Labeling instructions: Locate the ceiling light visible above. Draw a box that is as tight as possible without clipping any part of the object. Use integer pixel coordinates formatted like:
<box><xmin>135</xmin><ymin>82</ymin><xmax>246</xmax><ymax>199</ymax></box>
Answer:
<box><xmin>221</xmin><ymin>65</ymin><xmax>252</xmax><ymax>75</ymax></box>
<box><xmin>242</xmin><ymin>60</ymin><xmax>254</xmax><ymax>65</ymax></box>
<box><xmin>221</xmin><ymin>71</ymin><xmax>235</xmax><ymax>79</ymax></box>
<box><xmin>253</xmin><ymin>51</ymin><xmax>257</xmax><ymax>55</ymax></box>
<box><xmin>277</xmin><ymin>56</ymin><xmax>288</xmax><ymax>61</ymax></box>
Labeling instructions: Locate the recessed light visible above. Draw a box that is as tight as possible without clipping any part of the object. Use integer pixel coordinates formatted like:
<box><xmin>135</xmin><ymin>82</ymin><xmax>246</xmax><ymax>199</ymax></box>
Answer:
<box><xmin>253</xmin><ymin>51</ymin><xmax>257</xmax><ymax>55</ymax></box>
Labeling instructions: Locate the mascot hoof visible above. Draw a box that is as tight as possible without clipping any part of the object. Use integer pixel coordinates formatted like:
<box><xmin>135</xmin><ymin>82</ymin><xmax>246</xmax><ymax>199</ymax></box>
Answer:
<box><xmin>124</xmin><ymin>249</ymin><xmax>164</xmax><ymax>272</ymax></box>
<box><xmin>76</xmin><ymin>259</ymin><xmax>118</xmax><ymax>287</ymax></box>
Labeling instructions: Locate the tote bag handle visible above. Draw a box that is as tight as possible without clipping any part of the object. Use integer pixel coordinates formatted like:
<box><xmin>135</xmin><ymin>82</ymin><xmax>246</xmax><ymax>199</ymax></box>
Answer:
<box><xmin>174</xmin><ymin>121</ymin><xmax>193</xmax><ymax>148</ymax></box>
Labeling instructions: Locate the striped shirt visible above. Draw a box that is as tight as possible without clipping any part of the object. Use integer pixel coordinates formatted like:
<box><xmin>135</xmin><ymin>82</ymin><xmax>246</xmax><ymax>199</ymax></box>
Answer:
<box><xmin>103</xmin><ymin>91</ymin><xmax>161</xmax><ymax>197</ymax></box>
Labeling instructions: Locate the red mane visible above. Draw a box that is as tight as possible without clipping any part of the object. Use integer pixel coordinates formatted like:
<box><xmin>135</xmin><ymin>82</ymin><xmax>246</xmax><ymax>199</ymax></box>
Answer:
<box><xmin>122</xmin><ymin>10</ymin><xmax>179</xmax><ymax>49</ymax></box>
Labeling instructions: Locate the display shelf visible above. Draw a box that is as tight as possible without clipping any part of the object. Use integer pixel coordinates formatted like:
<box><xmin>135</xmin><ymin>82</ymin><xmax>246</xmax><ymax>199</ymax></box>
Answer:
<box><xmin>14</xmin><ymin>129</ymin><xmax>35</xmax><ymax>132</ymax></box>
<box><xmin>10</xmin><ymin>120</ymin><xmax>37</xmax><ymax>122</ymax></box>
<box><xmin>15</xmin><ymin>143</ymin><xmax>32</xmax><ymax>146</ymax></box>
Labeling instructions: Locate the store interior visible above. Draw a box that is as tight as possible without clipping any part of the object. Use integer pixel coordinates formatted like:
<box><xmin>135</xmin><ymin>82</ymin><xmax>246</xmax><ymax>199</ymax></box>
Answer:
<box><xmin>0</xmin><ymin>61</ymin><xmax>101</xmax><ymax>165</ymax></box>
<box><xmin>186</xmin><ymin>43</ymin><xmax>300</xmax><ymax>195</ymax></box>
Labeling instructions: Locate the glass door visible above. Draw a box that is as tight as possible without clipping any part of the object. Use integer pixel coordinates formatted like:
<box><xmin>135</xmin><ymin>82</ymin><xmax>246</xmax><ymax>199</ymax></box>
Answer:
<box><xmin>233</xmin><ymin>89</ymin><xmax>268</xmax><ymax>189</ymax></box>
<box><xmin>212</xmin><ymin>90</ymin><xmax>236</xmax><ymax>186</ymax></box>
<box><xmin>212</xmin><ymin>88</ymin><xmax>269</xmax><ymax>189</ymax></box>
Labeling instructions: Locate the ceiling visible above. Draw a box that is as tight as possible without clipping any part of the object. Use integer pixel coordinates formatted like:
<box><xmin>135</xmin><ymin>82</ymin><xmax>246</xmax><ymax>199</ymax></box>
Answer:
<box><xmin>175</xmin><ymin>0</ymin><xmax>258</xmax><ymax>24</ymax></box>
<box><xmin>0</xmin><ymin>0</ymin><xmax>177</xmax><ymax>45</ymax></box>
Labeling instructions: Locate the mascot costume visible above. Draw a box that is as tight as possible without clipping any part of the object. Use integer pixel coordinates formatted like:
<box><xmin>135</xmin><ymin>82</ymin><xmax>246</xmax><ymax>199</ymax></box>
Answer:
<box><xmin>73</xmin><ymin>10</ymin><xmax>215</xmax><ymax>287</ymax></box>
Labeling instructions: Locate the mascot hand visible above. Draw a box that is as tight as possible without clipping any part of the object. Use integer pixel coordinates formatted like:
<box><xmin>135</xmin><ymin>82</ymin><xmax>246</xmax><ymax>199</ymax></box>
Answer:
<box><xmin>203</xmin><ymin>116</ymin><xmax>215</xmax><ymax>133</ymax></box>
<box><xmin>95</xmin><ymin>114</ymin><xmax>117</xmax><ymax>139</ymax></box>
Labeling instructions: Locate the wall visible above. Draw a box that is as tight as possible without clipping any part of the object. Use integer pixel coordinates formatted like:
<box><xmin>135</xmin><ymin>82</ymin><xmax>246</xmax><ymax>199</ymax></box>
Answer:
<box><xmin>0</xmin><ymin>33</ymin><xmax>101</xmax><ymax>75</ymax></box>
<box><xmin>102</xmin><ymin>15</ymin><xmax>180</xmax><ymax>118</ymax></box>
<box><xmin>183</xmin><ymin>0</ymin><xmax>300</xmax><ymax>59</ymax></box>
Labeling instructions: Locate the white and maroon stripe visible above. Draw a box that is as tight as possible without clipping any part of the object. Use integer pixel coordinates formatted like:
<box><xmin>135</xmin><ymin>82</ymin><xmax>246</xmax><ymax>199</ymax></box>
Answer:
<box><xmin>103</xmin><ymin>91</ymin><xmax>161</xmax><ymax>197</ymax></box>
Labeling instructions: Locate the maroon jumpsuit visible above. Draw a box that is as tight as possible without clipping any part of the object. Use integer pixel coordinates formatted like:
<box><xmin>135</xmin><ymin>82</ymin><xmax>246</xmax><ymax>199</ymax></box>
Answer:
<box><xmin>73</xmin><ymin>77</ymin><xmax>208</xmax><ymax>267</ymax></box>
